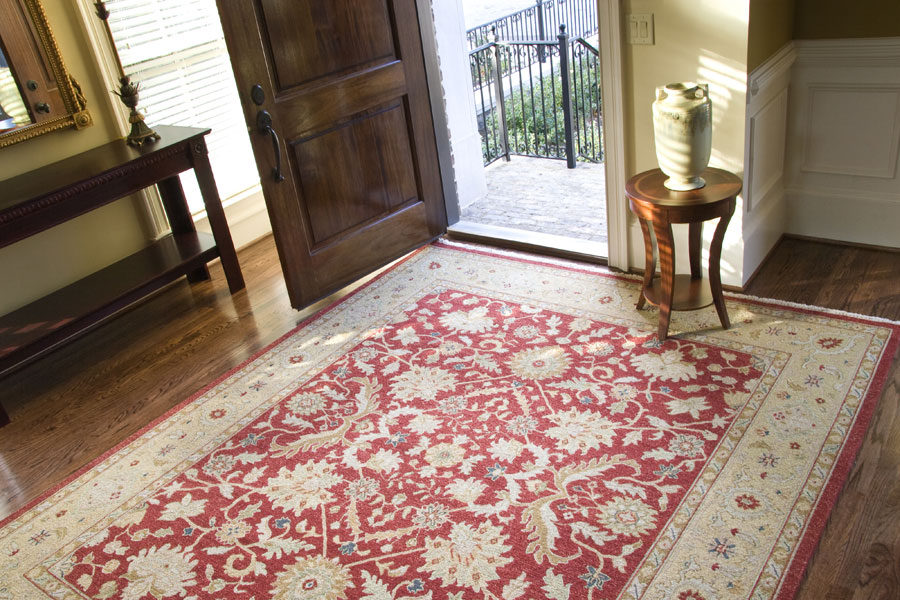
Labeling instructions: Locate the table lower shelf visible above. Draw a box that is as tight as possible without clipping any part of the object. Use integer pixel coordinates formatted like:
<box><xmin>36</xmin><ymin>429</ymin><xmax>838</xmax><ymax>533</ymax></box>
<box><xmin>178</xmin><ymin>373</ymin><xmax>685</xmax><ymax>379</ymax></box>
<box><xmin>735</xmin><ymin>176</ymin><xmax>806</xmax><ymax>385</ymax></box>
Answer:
<box><xmin>642</xmin><ymin>274</ymin><xmax>714</xmax><ymax>311</ymax></box>
<box><xmin>0</xmin><ymin>231</ymin><xmax>220</xmax><ymax>377</ymax></box>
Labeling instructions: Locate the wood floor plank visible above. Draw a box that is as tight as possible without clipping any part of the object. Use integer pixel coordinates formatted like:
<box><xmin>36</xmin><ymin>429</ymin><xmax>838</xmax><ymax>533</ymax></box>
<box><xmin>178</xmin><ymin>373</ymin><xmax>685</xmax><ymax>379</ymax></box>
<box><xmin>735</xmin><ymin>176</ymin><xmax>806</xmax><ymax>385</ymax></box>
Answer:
<box><xmin>0</xmin><ymin>235</ymin><xmax>350</xmax><ymax>518</ymax></box>
<box><xmin>0</xmin><ymin>235</ymin><xmax>898</xmax><ymax>600</ymax></box>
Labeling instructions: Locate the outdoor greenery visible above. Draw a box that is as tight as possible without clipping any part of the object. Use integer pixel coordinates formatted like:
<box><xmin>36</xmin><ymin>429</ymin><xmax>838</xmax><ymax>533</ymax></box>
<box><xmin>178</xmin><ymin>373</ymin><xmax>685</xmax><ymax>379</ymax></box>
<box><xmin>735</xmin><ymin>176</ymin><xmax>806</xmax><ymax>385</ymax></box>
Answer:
<box><xmin>476</xmin><ymin>45</ymin><xmax>604</xmax><ymax>166</ymax></box>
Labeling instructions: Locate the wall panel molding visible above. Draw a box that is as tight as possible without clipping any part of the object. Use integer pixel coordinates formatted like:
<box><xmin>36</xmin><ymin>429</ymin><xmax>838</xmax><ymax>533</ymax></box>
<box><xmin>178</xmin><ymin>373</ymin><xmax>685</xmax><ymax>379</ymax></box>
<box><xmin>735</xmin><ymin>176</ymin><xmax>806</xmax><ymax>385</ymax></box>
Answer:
<box><xmin>741</xmin><ymin>42</ymin><xmax>793</xmax><ymax>285</ymax></box>
<box><xmin>785</xmin><ymin>37</ymin><xmax>900</xmax><ymax>248</ymax></box>
<box><xmin>748</xmin><ymin>42</ymin><xmax>795</xmax><ymax>106</ymax></box>
<box><xmin>800</xmin><ymin>84</ymin><xmax>900</xmax><ymax>178</ymax></box>
<box><xmin>747</xmin><ymin>89</ymin><xmax>789</xmax><ymax>211</ymax></box>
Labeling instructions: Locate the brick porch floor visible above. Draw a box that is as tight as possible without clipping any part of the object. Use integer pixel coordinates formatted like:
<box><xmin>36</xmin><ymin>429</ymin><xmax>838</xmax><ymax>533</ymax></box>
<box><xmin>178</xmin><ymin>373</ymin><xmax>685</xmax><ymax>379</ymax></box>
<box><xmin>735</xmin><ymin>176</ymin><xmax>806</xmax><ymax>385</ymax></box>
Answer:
<box><xmin>459</xmin><ymin>156</ymin><xmax>608</xmax><ymax>246</ymax></box>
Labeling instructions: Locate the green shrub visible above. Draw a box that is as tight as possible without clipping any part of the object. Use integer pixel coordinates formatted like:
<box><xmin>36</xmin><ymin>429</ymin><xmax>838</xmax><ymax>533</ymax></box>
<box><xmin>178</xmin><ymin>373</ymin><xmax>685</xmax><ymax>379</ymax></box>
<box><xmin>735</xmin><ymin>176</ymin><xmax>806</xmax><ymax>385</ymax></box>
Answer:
<box><xmin>478</xmin><ymin>46</ymin><xmax>603</xmax><ymax>165</ymax></box>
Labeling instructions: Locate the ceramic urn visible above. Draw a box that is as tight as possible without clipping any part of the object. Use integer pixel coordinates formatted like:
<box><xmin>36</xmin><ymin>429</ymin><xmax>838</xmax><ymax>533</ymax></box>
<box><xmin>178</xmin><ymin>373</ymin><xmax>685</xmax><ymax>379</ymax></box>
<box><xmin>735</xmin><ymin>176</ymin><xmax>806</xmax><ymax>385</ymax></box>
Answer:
<box><xmin>652</xmin><ymin>82</ymin><xmax>712</xmax><ymax>191</ymax></box>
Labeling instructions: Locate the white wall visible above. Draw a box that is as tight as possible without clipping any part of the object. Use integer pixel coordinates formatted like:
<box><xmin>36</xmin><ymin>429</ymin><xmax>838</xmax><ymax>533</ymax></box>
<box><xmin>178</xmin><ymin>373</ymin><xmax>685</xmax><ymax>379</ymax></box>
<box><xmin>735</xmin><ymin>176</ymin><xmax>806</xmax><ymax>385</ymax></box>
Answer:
<box><xmin>784</xmin><ymin>38</ymin><xmax>900</xmax><ymax>247</ymax></box>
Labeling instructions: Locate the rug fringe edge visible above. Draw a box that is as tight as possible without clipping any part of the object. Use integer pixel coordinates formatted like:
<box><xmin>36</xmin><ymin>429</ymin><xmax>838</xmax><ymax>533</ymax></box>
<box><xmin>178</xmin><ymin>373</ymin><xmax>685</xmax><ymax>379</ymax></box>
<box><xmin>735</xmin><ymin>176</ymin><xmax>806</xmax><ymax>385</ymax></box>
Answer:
<box><xmin>437</xmin><ymin>238</ymin><xmax>900</xmax><ymax>326</ymax></box>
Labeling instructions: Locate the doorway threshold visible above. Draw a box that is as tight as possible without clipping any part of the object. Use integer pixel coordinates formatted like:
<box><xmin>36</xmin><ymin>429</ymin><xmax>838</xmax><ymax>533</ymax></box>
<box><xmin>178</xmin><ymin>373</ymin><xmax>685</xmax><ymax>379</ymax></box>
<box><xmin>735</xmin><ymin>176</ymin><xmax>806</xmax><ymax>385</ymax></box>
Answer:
<box><xmin>446</xmin><ymin>220</ymin><xmax>609</xmax><ymax>266</ymax></box>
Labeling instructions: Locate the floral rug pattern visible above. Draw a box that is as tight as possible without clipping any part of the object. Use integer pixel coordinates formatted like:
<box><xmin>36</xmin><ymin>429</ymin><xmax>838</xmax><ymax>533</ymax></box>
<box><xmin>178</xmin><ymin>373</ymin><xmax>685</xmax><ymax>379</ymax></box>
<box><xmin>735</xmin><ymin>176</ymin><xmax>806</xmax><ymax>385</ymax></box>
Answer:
<box><xmin>1</xmin><ymin>242</ymin><xmax>897</xmax><ymax>600</ymax></box>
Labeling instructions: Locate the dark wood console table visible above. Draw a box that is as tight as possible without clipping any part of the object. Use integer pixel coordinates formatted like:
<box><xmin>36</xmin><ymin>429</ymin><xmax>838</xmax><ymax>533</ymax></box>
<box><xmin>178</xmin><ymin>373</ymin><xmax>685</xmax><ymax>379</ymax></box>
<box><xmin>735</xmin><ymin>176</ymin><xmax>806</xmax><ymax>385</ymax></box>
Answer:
<box><xmin>626</xmin><ymin>167</ymin><xmax>741</xmax><ymax>341</ymax></box>
<box><xmin>0</xmin><ymin>125</ymin><xmax>244</xmax><ymax>424</ymax></box>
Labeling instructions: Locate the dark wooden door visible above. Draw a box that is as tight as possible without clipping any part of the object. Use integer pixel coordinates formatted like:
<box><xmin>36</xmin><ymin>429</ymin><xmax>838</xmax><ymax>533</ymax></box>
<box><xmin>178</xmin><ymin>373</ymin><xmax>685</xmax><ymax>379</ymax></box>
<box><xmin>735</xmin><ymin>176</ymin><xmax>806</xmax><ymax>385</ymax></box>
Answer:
<box><xmin>216</xmin><ymin>0</ymin><xmax>446</xmax><ymax>308</ymax></box>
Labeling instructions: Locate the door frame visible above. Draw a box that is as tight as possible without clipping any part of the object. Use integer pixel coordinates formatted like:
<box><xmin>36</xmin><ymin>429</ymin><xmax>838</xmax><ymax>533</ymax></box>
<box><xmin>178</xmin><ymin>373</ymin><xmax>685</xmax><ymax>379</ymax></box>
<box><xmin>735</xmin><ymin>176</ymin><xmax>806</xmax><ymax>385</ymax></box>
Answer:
<box><xmin>595</xmin><ymin>0</ymin><xmax>628</xmax><ymax>271</ymax></box>
<box><xmin>415</xmin><ymin>0</ymin><xmax>460</xmax><ymax>225</ymax></box>
<box><xmin>415</xmin><ymin>0</ymin><xmax>629</xmax><ymax>271</ymax></box>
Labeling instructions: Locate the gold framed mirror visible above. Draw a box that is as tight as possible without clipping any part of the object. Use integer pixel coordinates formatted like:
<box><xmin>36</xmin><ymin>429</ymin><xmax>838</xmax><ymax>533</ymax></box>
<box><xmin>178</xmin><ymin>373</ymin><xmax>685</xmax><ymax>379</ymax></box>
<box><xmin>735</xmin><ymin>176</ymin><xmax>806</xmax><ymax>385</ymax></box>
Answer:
<box><xmin>0</xmin><ymin>0</ymin><xmax>91</xmax><ymax>148</ymax></box>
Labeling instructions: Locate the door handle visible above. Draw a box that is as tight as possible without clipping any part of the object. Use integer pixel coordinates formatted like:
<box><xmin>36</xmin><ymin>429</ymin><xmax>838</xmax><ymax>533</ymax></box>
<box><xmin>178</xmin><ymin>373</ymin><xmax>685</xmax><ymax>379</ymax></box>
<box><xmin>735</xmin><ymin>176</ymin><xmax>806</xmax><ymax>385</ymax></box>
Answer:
<box><xmin>256</xmin><ymin>110</ymin><xmax>285</xmax><ymax>183</ymax></box>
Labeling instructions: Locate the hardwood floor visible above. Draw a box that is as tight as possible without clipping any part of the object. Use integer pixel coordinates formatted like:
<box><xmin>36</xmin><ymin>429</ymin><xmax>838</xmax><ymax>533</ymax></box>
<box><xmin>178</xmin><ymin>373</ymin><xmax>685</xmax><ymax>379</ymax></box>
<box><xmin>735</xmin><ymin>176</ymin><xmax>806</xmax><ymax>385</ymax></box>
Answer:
<box><xmin>1</xmin><ymin>235</ymin><xmax>898</xmax><ymax>598</ymax></box>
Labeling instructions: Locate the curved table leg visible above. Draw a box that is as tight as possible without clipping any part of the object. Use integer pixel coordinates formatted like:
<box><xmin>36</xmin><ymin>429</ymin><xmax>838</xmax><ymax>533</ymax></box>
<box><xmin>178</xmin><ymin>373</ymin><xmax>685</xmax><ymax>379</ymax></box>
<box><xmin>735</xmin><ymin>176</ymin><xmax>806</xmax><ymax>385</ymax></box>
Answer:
<box><xmin>651</xmin><ymin>219</ymin><xmax>675</xmax><ymax>341</ymax></box>
<box><xmin>709</xmin><ymin>200</ymin><xmax>735</xmax><ymax>330</ymax></box>
<box><xmin>637</xmin><ymin>218</ymin><xmax>656</xmax><ymax>310</ymax></box>
<box><xmin>689</xmin><ymin>221</ymin><xmax>703</xmax><ymax>279</ymax></box>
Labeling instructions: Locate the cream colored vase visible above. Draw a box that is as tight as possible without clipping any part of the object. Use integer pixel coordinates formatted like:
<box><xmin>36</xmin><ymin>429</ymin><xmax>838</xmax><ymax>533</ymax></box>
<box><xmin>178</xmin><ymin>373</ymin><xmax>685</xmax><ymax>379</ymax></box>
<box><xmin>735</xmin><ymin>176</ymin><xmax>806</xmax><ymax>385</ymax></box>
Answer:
<box><xmin>652</xmin><ymin>82</ymin><xmax>712</xmax><ymax>191</ymax></box>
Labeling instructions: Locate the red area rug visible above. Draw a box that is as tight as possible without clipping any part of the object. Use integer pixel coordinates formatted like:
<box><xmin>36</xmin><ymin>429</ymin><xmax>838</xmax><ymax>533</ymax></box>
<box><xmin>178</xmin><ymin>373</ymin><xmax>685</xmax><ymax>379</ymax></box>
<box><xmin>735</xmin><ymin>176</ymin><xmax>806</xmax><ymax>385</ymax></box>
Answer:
<box><xmin>1</xmin><ymin>241</ymin><xmax>897</xmax><ymax>600</ymax></box>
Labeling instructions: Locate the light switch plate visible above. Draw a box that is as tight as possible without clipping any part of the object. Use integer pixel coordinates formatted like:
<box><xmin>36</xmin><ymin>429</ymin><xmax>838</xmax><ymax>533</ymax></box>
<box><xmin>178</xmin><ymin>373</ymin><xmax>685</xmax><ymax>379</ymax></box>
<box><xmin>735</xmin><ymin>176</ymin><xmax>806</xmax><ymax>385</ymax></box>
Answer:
<box><xmin>627</xmin><ymin>13</ymin><xmax>654</xmax><ymax>45</ymax></box>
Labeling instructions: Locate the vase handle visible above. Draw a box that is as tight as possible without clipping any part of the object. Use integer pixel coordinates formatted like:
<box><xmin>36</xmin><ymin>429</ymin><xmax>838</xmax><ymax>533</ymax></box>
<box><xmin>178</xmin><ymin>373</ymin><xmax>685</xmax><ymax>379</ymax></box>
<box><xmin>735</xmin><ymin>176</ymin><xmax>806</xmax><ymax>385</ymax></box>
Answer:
<box><xmin>656</xmin><ymin>86</ymin><xmax>667</xmax><ymax>102</ymax></box>
<box><xmin>696</xmin><ymin>83</ymin><xmax>709</xmax><ymax>99</ymax></box>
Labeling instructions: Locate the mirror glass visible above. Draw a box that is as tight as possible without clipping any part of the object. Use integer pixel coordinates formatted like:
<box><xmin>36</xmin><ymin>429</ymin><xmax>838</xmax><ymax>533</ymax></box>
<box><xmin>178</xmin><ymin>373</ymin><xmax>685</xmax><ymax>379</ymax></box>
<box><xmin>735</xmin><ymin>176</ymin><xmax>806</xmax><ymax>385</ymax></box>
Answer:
<box><xmin>0</xmin><ymin>0</ymin><xmax>92</xmax><ymax>148</ymax></box>
<box><xmin>0</xmin><ymin>45</ymin><xmax>32</xmax><ymax>132</ymax></box>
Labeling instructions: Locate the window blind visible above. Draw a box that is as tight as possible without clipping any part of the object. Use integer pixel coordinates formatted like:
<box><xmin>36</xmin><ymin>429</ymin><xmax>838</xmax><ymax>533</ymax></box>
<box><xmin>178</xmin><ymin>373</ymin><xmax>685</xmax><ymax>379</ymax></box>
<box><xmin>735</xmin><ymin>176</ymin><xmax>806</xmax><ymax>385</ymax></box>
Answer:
<box><xmin>105</xmin><ymin>0</ymin><xmax>259</xmax><ymax>214</ymax></box>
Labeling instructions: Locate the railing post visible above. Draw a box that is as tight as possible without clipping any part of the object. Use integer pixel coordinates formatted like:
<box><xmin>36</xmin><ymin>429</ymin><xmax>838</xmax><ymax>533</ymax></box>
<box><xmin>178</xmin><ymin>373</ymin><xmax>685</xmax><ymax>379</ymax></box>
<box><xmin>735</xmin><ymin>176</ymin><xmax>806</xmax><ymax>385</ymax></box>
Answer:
<box><xmin>536</xmin><ymin>0</ymin><xmax>547</xmax><ymax>62</ymax></box>
<box><xmin>492</xmin><ymin>29</ymin><xmax>511</xmax><ymax>162</ymax></box>
<box><xmin>558</xmin><ymin>24</ymin><xmax>576</xmax><ymax>168</ymax></box>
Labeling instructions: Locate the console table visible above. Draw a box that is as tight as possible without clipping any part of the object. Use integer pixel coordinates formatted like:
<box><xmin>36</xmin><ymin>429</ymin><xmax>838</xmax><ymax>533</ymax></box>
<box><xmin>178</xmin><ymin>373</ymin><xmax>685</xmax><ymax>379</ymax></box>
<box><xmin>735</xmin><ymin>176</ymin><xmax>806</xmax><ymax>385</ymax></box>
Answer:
<box><xmin>626</xmin><ymin>167</ymin><xmax>741</xmax><ymax>341</ymax></box>
<box><xmin>0</xmin><ymin>125</ymin><xmax>244</xmax><ymax>424</ymax></box>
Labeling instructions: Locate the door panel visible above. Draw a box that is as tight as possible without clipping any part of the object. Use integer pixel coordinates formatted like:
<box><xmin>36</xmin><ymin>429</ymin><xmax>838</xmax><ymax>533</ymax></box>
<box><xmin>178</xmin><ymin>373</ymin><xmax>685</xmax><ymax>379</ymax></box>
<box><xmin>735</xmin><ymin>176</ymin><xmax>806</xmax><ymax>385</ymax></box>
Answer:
<box><xmin>259</xmin><ymin>0</ymin><xmax>396</xmax><ymax>89</ymax></box>
<box><xmin>277</xmin><ymin>63</ymin><xmax>408</xmax><ymax>139</ymax></box>
<box><xmin>296</xmin><ymin>104</ymin><xmax>418</xmax><ymax>245</ymax></box>
<box><xmin>217</xmin><ymin>0</ymin><xmax>445</xmax><ymax>308</ymax></box>
<box><xmin>312</xmin><ymin>202</ymin><xmax>429</xmax><ymax>287</ymax></box>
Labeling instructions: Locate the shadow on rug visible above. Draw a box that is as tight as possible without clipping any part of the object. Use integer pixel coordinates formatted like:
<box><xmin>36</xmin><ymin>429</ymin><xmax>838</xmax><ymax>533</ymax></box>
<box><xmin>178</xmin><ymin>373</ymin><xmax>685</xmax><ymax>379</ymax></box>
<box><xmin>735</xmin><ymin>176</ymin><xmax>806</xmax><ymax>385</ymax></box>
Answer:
<box><xmin>2</xmin><ymin>241</ymin><xmax>897</xmax><ymax>600</ymax></box>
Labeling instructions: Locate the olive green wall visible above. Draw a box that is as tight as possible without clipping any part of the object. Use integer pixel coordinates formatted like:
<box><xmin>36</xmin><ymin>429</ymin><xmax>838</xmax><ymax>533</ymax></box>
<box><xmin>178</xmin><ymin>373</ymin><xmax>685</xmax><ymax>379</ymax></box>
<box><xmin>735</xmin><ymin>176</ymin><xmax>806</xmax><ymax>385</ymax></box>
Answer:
<box><xmin>0</xmin><ymin>0</ymin><xmax>148</xmax><ymax>315</ymax></box>
<box><xmin>747</xmin><ymin>0</ymin><xmax>795</xmax><ymax>72</ymax></box>
<box><xmin>794</xmin><ymin>0</ymin><xmax>900</xmax><ymax>39</ymax></box>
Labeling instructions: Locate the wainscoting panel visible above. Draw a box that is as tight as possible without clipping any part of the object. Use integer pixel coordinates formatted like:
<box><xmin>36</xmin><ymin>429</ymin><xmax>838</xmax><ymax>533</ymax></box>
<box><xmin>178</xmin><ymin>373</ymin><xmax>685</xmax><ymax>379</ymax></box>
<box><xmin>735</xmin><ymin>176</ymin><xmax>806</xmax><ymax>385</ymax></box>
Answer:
<box><xmin>785</xmin><ymin>38</ymin><xmax>900</xmax><ymax>248</ymax></box>
<box><xmin>742</xmin><ymin>43</ymin><xmax>794</xmax><ymax>285</ymax></box>
<box><xmin>749</xmin><ymin>89</ymin><xmax>789</xmax><ymax>211</ymax></box>
<box><xmin>802</xmin><ymin>84</ymin><xmax>900</xmax><ymax>178</ymax></box>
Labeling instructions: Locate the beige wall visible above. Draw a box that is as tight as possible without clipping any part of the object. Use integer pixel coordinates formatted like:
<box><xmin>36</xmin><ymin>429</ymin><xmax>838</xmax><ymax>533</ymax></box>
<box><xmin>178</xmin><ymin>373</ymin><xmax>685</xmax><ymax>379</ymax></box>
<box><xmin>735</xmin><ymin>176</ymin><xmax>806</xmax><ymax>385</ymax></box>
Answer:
<box><xmin>794</xmin><ymin>0</ymin><xmax>900</xmax><ymax>39</ymax></box>
<box><xmin>623</xmin><ymin>0</ymin><xmax>750</xmax><ymax>286</ymax></box>
<box><xmin>1</xmin><ymin>0</ymin><xmax>761</xmax><ymax>313</ymax></box>
<box><xmin>747</xmin><ymin>0</ymin><xmax>795</xmax><ymax>72</ymax></box>
<box><xmin>0</xmin><ymin>0</ymin><xmax>148</xmax><ymax>315</ymax></box>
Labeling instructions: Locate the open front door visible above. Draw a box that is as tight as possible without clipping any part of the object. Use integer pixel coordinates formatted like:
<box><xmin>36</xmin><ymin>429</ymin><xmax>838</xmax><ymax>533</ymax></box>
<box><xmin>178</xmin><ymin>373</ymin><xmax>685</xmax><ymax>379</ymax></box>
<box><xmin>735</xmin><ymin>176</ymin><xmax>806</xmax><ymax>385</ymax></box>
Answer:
<box><xmin>216</xmin><ymin>0</ymin><xmax>446</xmax><ymax>308</ymax></box>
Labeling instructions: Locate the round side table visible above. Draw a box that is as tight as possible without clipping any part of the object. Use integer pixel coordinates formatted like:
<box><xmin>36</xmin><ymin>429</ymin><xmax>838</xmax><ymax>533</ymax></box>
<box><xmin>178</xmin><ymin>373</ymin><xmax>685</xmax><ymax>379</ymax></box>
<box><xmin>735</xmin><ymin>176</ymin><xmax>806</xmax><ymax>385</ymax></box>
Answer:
<box><xmin>626</xmin><ymin>167</ymin><xmax>742</xmax><ymax>341</ymax></box>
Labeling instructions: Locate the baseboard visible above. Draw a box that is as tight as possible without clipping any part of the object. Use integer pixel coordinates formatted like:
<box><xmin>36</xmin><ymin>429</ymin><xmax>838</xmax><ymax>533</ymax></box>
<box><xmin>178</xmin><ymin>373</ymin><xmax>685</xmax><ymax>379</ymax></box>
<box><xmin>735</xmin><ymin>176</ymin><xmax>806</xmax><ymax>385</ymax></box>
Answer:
<box><xmin>741</xmin><ymin>177</ymin><xmax>788</xmax><ymax>287</ymax></box>
<box><xmin>785</xmin><ymin>186</ymin><xmax>900</xmax><ymax>248</ymax></box>
<box><xmin>194</xmin><ymin>188</ymin><xmax>272</xmax><ymax>251</ymax></box>
<box><xmin>783</xmin><ymin>233</ymin><xmax>900</xmax><ymax>254</ymax></box>
<box><xmin>626</xmin><ymin>266</ymin><xmax>744</xmax><ymax>295</ymax></box>
<box><xmin>741</xmin><ymin>233</ymin><xmax>785</xmax><ymax>290</ymax></box>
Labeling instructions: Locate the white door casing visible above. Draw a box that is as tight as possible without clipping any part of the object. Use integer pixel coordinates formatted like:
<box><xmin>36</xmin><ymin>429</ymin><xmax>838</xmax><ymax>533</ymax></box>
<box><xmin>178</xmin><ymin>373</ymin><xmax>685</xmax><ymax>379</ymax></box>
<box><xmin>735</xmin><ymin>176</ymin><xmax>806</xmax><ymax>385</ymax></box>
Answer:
<box><xmin>418</xmin><ymin>0</ymin><xmax>629</xmax><ymax>266</ymax></box>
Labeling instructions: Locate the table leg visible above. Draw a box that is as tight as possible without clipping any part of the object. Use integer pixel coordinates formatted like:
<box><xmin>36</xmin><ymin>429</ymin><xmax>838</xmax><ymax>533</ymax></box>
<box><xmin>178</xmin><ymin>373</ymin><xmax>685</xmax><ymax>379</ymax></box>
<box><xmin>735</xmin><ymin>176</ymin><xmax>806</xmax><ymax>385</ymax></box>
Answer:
<box><xmin>689</xmin><ymin>222</ymin><xmax>703</xmax><ymax>279</ymax></box>
<box><xmin>637</xmin><ymin>218</ymin><xmax>656</xmax><ymax>310</ymax></box>
<box><xmin>709</xmin><ymin>201</ymin><xmax>735</xmax><ymax>330</ymax></box>
<box><xmin>189</xmin><ymin>140</ymin><xmax>245</xmax><ymax>294</ymax></box>
<box><xmin>652</xmin><ymin>219</ymin><xmax>676</xmax><ymax>341</ymax></box>
<box><xmin>157</xmin><ymin>175</ymin><xmax>210</xmax><ymax>283</ymax></box>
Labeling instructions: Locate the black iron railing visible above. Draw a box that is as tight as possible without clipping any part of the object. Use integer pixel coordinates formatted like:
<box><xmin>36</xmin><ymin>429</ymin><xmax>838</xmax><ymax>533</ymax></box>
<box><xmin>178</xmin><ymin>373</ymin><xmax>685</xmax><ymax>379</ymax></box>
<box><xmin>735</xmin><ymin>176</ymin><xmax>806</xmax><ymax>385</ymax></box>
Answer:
<box><xmin>471</xmin><ymin>25</ymin><xmax>603</xmax><ymax>167</ymax></box>
<box><xmin>466</xmin><ymin>0</ymin><xmax>598</xmax><ymax>50</ymax></box>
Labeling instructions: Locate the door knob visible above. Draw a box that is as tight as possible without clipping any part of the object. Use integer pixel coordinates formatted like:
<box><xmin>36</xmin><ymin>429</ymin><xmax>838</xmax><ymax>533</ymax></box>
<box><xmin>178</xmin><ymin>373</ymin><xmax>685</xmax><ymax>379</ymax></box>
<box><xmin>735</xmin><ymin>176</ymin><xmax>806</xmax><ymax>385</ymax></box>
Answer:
<box><xmin>256</xmin><ymin>110</ymin><xmax>284</xmax><ymax>182</ymax></box>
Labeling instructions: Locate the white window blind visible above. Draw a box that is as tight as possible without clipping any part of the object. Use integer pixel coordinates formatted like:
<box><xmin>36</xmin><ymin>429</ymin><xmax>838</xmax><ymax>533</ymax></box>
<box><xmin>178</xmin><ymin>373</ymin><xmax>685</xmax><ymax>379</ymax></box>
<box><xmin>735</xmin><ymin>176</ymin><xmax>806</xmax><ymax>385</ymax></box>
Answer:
<box><xmin>105</xmin><ymin>0</ymin><xmax>259</xmax><ymax>214</ymax></box>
